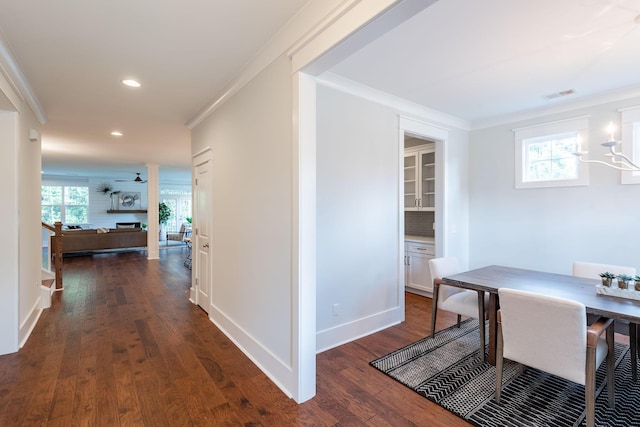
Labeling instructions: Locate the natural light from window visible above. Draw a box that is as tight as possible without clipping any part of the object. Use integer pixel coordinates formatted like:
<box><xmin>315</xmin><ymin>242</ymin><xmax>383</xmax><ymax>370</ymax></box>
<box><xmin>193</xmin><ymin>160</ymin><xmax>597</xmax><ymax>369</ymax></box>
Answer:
<box><xmin>522</xmin><ymin>132</ymin><xmax>578</xmax><ymax>182</ymax></box>
<box><xmin>41</xmin><ymin>185</ymin><xmax>89</xmax><ymax>224</ymax></box>
<box><xmin>514</xmin><ymin>116</ymin><xmax>588</xmax><ymax>189</ymax></box>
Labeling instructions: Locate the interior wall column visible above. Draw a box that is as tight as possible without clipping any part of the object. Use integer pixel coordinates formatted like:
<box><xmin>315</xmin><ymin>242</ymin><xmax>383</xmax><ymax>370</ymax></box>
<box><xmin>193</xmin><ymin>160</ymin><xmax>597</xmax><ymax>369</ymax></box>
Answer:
<box><xmin>146</xmin><ymin>163</ymin><xmax>159</xmax><ymax>259</ymax></box>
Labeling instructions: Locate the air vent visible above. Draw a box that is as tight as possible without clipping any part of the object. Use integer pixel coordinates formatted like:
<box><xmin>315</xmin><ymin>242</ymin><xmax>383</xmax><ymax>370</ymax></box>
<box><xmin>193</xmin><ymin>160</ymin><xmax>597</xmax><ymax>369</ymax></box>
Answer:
<box><xmin>543</xmin><ymin>89</ymin><xmax>575</xmax><ymax>100</ymax></box>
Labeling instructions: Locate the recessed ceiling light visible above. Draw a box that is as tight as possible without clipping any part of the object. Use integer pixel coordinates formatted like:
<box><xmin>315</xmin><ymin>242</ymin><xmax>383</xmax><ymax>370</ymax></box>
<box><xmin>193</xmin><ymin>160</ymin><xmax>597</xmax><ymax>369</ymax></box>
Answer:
<box><xmin>111</xmin><ymin>131</ymin><xmax>123</xmax><ymax>136</ymax></box>
<box><xmin>122</xmin><ymin>79</ymin><xmax>141</xmax><ymax>88</ymax></box>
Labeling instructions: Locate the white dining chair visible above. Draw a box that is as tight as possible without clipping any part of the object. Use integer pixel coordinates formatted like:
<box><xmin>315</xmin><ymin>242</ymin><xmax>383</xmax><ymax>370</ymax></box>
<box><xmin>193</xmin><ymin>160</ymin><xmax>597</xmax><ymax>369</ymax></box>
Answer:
<box><xmin>572</xmin><ymin>261</ymin><xmax>638</xmax><ymax>381</ymax></box>
<box><xmin>429</xmin><ymin>257</ymin><xmax>488</xmax><ymax>361</ymax></box>
<box><xmin>496</xmin><ymin>288</ymin><xmax>615</xmax><ymax>427</ymax></box>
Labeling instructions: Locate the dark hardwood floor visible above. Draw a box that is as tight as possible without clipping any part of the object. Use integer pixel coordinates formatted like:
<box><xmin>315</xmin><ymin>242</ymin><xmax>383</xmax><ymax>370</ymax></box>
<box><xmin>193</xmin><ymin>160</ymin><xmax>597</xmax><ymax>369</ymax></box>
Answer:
<box><xmin>1</xmin><ymin>248</ymin><xmax>468</xmax><ymax>426</ymax></box>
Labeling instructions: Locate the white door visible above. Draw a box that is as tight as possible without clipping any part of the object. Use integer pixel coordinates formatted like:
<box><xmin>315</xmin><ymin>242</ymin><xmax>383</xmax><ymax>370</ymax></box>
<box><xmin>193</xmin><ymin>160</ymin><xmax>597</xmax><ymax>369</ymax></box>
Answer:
<box><xmin>193</xmin><ymin>151</ymin><xmax>212</xmax><ymax>313</ymax></box>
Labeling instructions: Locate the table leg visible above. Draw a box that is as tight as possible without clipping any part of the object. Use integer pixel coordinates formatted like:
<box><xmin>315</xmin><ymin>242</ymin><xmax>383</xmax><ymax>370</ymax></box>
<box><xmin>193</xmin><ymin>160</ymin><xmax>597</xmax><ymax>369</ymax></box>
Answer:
<box><xmin>488</xmin><ymin>293</ymin><xmax>498</xmax><ymax>365</ymax></box>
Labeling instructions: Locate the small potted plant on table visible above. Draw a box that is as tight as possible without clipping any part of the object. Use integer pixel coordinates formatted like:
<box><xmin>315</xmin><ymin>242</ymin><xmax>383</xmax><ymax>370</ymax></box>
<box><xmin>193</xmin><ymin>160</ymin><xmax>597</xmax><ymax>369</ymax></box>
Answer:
<box><xmin>616</xmin><ymin>273</ymin><xmax>633</xmax><ymax>290</ymax></box>
<box><xmin>599</xmin><ymin>272</ymin><xmax>615</xmax><ymax>287</ymax></box>
<box><xmin>634</xmin><ymin>275</ymin><xmax>640</xmax><ymax>292</ymax></box>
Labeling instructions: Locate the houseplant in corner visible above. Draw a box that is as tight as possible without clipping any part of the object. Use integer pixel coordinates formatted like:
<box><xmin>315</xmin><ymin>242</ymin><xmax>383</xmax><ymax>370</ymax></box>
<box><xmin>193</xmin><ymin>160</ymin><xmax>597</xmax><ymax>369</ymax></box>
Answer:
<box><xmin>159</xmin><ymin>202</ymin><xmax>171</xmax><ymax>240</ymax></box>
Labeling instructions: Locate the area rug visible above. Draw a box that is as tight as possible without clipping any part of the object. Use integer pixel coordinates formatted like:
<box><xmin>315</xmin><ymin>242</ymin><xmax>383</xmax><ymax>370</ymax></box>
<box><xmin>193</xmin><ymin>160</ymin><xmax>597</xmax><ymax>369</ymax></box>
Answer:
<box><xmin>370</xmin><ymin>319</ymin><xmax>639</xmax><ymax>427</ymax></box>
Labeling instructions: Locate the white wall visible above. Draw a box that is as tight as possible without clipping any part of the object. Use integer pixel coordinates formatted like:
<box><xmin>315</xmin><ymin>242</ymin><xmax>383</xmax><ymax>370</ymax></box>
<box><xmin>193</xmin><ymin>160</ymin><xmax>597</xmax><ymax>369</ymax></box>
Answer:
<box><xmin>191</xmin><ymin>55</ymin><xmax>295</xmax><ymax>392</ymax></box>
<box><xmin>0</xmin><ymin>73</ymin><xmax>42</xmax><ymax>354</ymax></box>
<box><xmin>0</xmin><ymin>110</ymin><xmax>19</xmax><ymax>354</ymax></box>
<box><xmin>469</xmin><ymin>96</ymin><xmax>640</xmax><ymax>274</ymax></box>
<box><xmin>316</xmin><ymin>84</ymin><xmax>402</xmax><ymax>351</ymax></box>
<box><xmin>18</xmin><ymin>100</ymin><xmax>42</xmax><ymax>347</ymax></box>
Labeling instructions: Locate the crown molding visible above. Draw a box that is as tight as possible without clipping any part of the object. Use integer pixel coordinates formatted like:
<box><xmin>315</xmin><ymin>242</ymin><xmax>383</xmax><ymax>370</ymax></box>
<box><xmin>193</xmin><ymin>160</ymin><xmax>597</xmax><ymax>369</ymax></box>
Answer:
<box><xmin>470</xmin><ymin>84</ymin><xmax>640</xmax><ymax>131</ymax></box>
<box><xmin>0</xmin><ymin>30</ymin><xmax>47</xmax><ymax>124</ymax></box>
<box><xmin>186</xmin><ymin>0</ymin><xmax>352</xmax><ymax>129</ymax></box>
<box><xmin>317</xmin><ymin>72</ymin><xmax>471</xmax><ymax>131</ymax></box>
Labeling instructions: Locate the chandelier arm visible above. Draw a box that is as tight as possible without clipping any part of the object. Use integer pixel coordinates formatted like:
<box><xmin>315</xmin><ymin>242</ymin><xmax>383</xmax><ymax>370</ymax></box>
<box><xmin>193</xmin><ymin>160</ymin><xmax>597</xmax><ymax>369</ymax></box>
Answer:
<box><xmin>575</xmin><ymin>155</ymin><xmax>640</xmax><ymax>171</ymax></box>
<box><xmin>607</xmin><ymin>146</ymin><xmax>640</xmax><ymax>170</ymax></box>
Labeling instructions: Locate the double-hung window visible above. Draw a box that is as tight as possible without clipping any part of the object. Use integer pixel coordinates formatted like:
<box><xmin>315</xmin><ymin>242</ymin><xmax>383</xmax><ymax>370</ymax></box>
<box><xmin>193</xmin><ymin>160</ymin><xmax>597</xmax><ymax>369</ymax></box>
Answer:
<box><xmin>514</xmin><ymin>116</ymin><xmax>589</xmax><ymax>189</ymax></box>
<box><xmin>41</xmin><ymin>185</ymin><xmax>89</xmax><ymax>224</ymax></box>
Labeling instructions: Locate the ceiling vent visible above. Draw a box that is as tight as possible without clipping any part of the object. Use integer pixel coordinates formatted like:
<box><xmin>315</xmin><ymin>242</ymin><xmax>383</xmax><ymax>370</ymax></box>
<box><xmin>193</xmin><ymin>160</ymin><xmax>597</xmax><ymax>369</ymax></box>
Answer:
<box><xmin>543</xmin><ymin>89</ymin><xmax>575</xmax><ymax>100</ymax></box>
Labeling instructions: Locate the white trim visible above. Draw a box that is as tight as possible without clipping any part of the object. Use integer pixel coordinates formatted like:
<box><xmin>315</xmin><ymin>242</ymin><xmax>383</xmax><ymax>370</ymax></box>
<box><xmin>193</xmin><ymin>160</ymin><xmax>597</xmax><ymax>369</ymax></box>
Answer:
<box><xmin>19</xmin><ymin>296</ymin><xmax>43</xmax><ymax>348</ymax></box>
<box><xmin>186</xmin><ymin>0</ymin><xmax>351</xmax><ymax>128</ymax></box>
<box><xmin>319</xmin><ymin>73</ymin><xmax>470</xmax><ymax>130</ymax></box>
<box><xmin>514</xmin><ymin>117</ymin><xmax>589</xmax><ymax>189</ymax></box>
<box><xmin>512</xmin><ymin>115</ymin><xmax>591</xmax><ymax>132</ymax></box>
<box><xmin>399</xmin><ymin>116</ymin><xmax>448</xmax><ymax>257</ymax></box>
<box><xmin>472</xmin><ymin>83</ymin><xmax>640</xmax><ymax>131</ymax></box>
<box><xmin>0</xmin><ymin>31</ymin><xmax>46</xmax><ymax>124</ymax></box>
<box><xmin>316</xmin><ymin>306</ymin><xmax>403</xmax><ymax>353</ymax></box>
<box><xmin>291</xmin><ymin>72</ymin><xmax>317</xmax><ymax>402</ymax></box>
<box><xmin>209</xmin><ymin>304</ymin><xmax>294</xmax><ymax>398</ymax></box>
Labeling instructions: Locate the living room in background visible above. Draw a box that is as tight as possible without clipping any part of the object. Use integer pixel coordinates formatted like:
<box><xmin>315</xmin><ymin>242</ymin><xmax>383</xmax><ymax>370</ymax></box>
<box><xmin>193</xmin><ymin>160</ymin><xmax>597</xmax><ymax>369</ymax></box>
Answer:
<box><xmin>41</xmin><ymin>185</ymin><xmax>89</xmax><ymax>224</ymax></box>
<box><xmin>160</xmin><ymin>187</ymin><xmax>192</xmax><ymax>235</ymax></box>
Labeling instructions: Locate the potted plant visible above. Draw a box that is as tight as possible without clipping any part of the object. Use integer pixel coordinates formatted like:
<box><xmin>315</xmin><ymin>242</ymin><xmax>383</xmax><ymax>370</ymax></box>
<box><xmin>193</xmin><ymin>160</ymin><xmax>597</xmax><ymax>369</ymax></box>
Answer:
<box><xmin>635</xmin><ymin>275</ymin><xmax>640</xmax><ymax>292</ymax></box>
<box><xmin>158</xmin><ymin>202</ymin><xmax>171</xmax><ymax>240</ymax></box>
<box><xmin>141</xmin><ymin>222</ymin><xmax>147</xmax><ymax>231</ymax></box>
<box><xmin>599</xmin><ymin>272</ymin><xmax>615</xmax><ymax>287</ymax></box>
<box><xmin>616</xmin><ymin>273</ymin><xmax>633</xmax><ymax>290</ymax></box>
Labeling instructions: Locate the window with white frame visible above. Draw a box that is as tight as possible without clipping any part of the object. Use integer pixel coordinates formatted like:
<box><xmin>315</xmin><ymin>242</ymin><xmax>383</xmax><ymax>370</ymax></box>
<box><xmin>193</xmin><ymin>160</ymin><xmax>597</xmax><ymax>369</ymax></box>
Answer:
<box><xmin>620</xmin><ymin>106</ymin><xmax>640</xmax><ymax>185</ymax></box>
<box><xmin>41</xmin><ymin>185</ymin><xmax>89</xmax><ymax>224</ymax></box>
<box><xmin>514</xmin><ymin>116</ymin><xmax>589</xmax><ymax>189</ymax></box>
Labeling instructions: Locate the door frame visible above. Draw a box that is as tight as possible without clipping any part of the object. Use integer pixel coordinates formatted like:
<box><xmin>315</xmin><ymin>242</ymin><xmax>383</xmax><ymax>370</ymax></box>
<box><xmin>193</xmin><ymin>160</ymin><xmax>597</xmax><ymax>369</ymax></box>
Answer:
<box><xmin>398</xmin><ymin>116</ymin><xmax>448</xmax><ymax>300</ymax></box>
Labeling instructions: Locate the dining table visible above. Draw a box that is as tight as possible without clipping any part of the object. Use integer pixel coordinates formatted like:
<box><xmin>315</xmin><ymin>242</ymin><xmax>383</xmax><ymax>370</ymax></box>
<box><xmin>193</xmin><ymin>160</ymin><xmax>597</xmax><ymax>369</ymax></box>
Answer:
<box><xmin>442</xmin><ymin>265</ymin><xmax>640</xmax><ymax>365</ymax></box>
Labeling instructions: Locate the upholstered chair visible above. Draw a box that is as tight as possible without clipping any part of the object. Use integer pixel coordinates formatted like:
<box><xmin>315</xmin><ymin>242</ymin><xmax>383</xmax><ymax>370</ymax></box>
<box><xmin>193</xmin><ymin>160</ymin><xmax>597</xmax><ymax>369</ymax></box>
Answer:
<box><xmin>496</xmin><ymin>288</ymin><xmax>615</xmax><ymax>427</ymax></box>
<box><xmin>167</xmin><ymin>222</ymin><xmax>189</xmax><ymax>244</ymax></box>
<box><xmin>572</xmin><ymin>261</ymin><xmax>637</xmax><ymax>381</ymax></box>
<box><xmin>429</xmin><ymin>257</ymin><xmax>488</xmax><ymax>361</ymax></box>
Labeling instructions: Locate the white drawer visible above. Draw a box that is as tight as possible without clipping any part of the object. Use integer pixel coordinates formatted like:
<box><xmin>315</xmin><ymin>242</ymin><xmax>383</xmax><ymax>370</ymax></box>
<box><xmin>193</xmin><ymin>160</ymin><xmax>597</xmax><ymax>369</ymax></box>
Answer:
<box><xmin>406</xmin><ymin>242</ymin><xmax>434</xmax><ymax>255</ymax></box>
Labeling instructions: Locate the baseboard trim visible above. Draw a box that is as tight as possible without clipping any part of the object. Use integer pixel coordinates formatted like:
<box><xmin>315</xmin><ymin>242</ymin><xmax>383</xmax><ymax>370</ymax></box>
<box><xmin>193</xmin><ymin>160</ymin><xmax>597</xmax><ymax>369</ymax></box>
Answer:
<box><xmin>208</xmin><ymin>304</ymin><xmax>295</xmax><ymax>399</ymax></box>
<box><xmin>19</xmin><ymin>297</ymin><xmax>43</xmax><ymax>348</ymax></box>
<box><xmin>316</xmin><ymin>306</ymin><xmax>403</xmax><ymax>353</ymax></box>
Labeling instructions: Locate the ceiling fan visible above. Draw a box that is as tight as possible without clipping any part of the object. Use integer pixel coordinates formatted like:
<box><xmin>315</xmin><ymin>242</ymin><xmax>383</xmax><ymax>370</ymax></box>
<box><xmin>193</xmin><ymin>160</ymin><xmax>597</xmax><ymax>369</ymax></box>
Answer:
<box><xmin>116</xmin><ymin>172</ymin><xmax>147</xmax><ymax>183</ymax></box>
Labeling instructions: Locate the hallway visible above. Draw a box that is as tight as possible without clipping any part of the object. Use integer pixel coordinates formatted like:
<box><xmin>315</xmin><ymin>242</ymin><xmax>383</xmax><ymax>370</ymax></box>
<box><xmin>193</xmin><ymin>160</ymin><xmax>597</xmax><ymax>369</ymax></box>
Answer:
<box><xmin>0</xmin><ymin>249</ymin><xmax>465</xmax><ymax>426</ymax></box>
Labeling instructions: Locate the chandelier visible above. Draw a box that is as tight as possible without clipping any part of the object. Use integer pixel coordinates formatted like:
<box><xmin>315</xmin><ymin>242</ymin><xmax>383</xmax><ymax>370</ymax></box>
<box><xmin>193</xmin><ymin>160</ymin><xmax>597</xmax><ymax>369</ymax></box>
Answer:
<box><xmin>573</xmin><ymin>122</ymin><xmax>640</xmax><ymax>171</ymax></box>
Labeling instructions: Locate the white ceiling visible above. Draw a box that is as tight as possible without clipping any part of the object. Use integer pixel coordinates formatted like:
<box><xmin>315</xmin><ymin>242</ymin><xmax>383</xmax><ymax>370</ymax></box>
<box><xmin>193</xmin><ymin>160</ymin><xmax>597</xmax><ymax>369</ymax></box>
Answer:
<box><xmin>2</xmin><ymin>0</ymin><xmax>640</xmax><ymax>183</ymax></box>
<box><xmin>0</xmin><ymin>0</ymin><xmax>309</xmax><ymax>183</ymax></box>
<box><xmin>328</xmin><ymin>0</ymin><xmax>640</xmax><ymax>128</ymax></box>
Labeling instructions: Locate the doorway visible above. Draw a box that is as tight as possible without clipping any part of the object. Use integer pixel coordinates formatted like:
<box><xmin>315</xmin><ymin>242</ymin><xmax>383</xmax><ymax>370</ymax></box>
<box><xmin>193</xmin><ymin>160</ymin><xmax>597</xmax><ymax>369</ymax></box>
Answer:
<box><xmin>399</xmin><ymin>117</ymin><xmax>447</xmax><ymax>301</ymax></box>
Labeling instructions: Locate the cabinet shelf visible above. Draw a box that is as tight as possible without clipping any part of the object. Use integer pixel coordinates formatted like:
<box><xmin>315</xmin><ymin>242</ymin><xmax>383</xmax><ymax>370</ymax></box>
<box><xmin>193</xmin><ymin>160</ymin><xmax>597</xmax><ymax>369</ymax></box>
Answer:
<box><xmin>107</xmin><ymin>210</ymin><xmax>148</xmax><ymax>213</ymax></box>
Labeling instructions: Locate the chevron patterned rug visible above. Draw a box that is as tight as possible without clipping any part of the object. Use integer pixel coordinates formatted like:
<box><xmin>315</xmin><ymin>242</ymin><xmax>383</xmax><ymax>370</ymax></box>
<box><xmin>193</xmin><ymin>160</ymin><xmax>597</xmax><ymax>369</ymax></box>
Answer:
<box><xmin>371</xmin><ymin>319</ymin><xmax>638</xmax><ymax>427</ymax></box>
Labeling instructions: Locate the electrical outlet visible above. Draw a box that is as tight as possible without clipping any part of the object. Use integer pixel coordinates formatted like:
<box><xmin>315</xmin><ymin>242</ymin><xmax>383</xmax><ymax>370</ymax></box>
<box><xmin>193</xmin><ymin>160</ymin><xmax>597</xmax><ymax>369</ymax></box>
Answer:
<box><xmin>332</xmin><ymin>303</ymin><xmax>340</xmax><ymax>316</ymax></box>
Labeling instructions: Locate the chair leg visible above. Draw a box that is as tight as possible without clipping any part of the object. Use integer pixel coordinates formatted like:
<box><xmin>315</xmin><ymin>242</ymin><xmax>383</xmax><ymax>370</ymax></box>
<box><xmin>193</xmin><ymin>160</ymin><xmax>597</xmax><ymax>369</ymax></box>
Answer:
<box><xmin>631</xmin><ymin>322</ymin><xmax>638</xmax><ymax>382</ymax></box>
<box><xmin>456</xmin><ymin>314</ymin><xmax>462</xmax><ymax>328</ymax></box>
<box><xmin>495</xmin><ymin>322</ymin><xmax>504</xmax><ymax>403</ymax></box>
<box><xmin>585</xmin><ymin>346</ymin><xmax>596</xmax><ymax>427</ymax></box>
<box><xmin>477</xmin><ymin>290</ymin><xmax>485</xmax><ymax>362</ymax></box>
<box><xmin>606</xmin><ymin>323</ymin><xmax>615</xmax><ymax>408</ymax></box>
<box><xmin>430</xmin><ymin>283</ymin><xmax>440</xmax><ymax>338</ymax></box>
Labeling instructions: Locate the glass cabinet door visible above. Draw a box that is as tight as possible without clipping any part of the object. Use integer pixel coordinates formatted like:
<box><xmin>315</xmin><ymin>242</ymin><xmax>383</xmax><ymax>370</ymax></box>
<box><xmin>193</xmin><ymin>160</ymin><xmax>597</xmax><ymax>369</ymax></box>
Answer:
<box><xmin>421</xmin><ymin>151</ymin><xmax>435</xmax><ymax>209</ymax></box>
<box><xmin>404</xmin><ymin>154</ymin><xmax>418</xmax><ymax>210</ymax></box>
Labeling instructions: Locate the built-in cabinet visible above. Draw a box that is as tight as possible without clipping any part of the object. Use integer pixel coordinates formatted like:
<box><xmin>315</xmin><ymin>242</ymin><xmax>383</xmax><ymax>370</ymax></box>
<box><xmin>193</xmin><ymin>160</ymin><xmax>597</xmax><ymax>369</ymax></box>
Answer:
<box><xmin>404</xmin><ymin>239</ymin><xmax>435</xmax><ymax>294</ymax></box>
<box><xmin>404</xmin><ymin>146</ymin><xmax>435</xmax><ymax>211</ymax></box>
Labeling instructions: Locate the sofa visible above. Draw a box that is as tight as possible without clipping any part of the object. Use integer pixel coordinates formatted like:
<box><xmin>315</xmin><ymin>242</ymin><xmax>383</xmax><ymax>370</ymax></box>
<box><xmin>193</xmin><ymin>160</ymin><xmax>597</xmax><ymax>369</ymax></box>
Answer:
<box><xmin>52</xmin><ymin>228</ymin><xmax>148</xmax><ymax>254</ymax></box>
